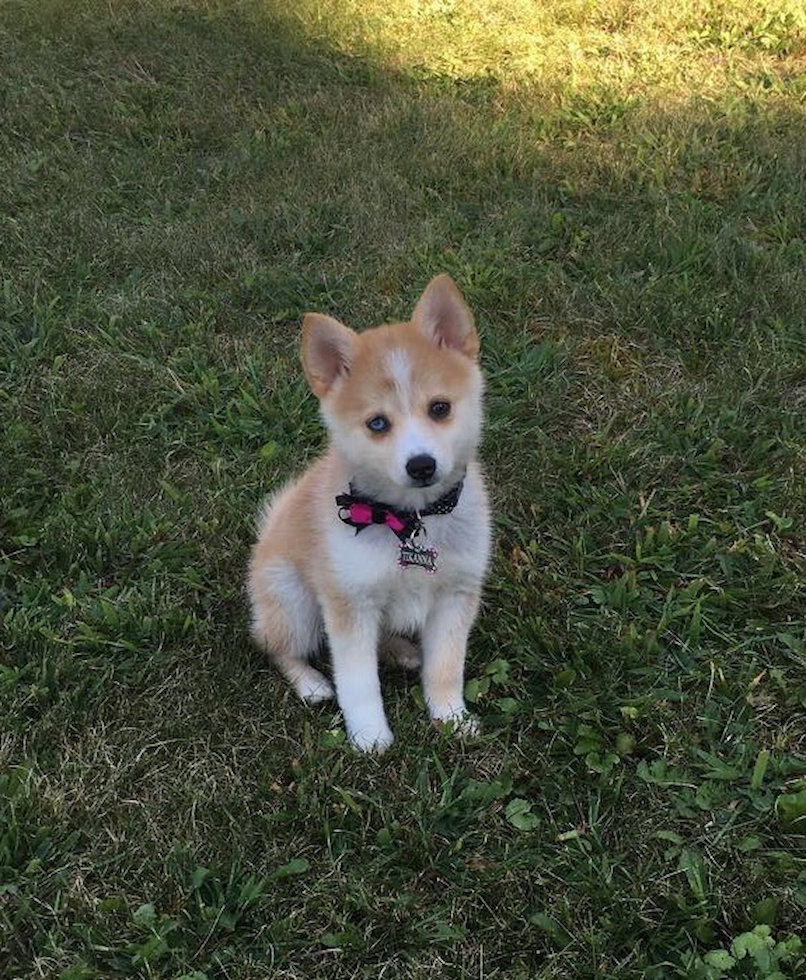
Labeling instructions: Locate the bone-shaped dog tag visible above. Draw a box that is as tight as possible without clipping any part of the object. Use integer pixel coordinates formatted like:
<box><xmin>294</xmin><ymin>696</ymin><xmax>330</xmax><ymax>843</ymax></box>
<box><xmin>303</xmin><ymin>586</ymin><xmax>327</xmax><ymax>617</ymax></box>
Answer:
<box><xmin>398</xmin><ymin>525</ymin><xmax>438</xmax><ymax>573</ymax></box>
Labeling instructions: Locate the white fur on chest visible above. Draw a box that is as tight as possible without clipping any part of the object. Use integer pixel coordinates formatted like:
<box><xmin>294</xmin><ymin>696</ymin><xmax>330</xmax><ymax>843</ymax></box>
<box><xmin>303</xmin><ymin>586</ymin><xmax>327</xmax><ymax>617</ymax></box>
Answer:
<box><xmin>324</xmin><ymin>472</ymin><xmax>489</xmax><ymax>634</ymax></box>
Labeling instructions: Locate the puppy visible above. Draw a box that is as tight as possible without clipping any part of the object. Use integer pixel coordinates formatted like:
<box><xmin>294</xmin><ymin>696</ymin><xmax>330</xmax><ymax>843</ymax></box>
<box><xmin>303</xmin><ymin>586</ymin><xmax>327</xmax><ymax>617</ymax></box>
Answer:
<box><xmin>247</xmin><ymin>275</ymin><xmax>490</xmax><ymax>752</ymax></box>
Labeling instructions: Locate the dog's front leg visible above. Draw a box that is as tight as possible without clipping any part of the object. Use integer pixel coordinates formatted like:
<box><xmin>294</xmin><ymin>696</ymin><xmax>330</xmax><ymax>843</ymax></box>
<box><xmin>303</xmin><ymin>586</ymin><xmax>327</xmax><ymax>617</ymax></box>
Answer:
<box><xmin>324</xmin><ymin>601</ymin><xmax>392</xmax><ymax>753</ymax></box>
<box><xmin>421</xmin><ymin>590</ymin><xmax>481</xmax><ymax>731</ymax></box>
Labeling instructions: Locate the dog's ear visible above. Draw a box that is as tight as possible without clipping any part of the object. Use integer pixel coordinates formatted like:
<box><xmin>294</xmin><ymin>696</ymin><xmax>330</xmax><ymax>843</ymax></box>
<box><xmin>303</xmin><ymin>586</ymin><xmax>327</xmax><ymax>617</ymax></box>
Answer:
<box><xmin>412</xmin><ymin>275</ymin><xmax>479</xmax><ymax>360</ymax></box>
<box><xmin>302</xmin><ymin>314</ymin><xmax>358</xmax><ymax>397</ymax></box>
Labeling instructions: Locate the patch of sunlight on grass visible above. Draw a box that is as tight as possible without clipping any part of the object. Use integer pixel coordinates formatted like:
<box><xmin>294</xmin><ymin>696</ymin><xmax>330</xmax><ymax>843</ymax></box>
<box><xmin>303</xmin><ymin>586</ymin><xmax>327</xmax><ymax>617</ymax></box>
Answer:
<box><xmin>274</xmin><ymin>0</ymin><xmax>806</xmax><ymax>95</ymax></box>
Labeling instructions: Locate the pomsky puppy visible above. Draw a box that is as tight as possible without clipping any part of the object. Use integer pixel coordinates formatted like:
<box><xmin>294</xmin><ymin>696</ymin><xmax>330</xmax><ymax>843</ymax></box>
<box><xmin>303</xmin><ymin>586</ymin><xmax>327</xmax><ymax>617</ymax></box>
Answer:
<box><xmin>247</xmin><ymin>275</ymin><xmax>491</xmax><ymax>752</ymax></box>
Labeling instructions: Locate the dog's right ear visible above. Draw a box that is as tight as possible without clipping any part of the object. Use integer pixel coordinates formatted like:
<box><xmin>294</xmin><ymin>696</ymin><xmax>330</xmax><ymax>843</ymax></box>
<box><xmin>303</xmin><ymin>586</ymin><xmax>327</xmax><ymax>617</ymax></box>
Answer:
<box><xmin>411</xmin><ymin>275</ymin><xmax>479</xmax><ymax>360</ymax></box>
<box><xmin>302</xmin><ymin>313</ymin><xmax>358</xmax><ymax>398</ymax></box>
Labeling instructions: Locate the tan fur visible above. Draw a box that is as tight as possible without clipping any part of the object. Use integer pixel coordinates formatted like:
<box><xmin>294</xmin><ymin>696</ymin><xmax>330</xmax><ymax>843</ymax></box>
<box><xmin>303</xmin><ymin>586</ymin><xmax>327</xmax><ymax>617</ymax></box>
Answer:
<box><xmin>247</xmin><ymin>275</ymin><xmax>491</xmax><ymax>752</ymax></box>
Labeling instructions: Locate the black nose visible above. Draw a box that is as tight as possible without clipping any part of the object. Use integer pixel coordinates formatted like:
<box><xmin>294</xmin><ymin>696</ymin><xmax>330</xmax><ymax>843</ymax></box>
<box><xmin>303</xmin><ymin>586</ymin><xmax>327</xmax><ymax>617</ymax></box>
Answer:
<box><xmin>406</xmin><ymin>454</ymin><xmax>437</xmax><ymax>484</ymax></box>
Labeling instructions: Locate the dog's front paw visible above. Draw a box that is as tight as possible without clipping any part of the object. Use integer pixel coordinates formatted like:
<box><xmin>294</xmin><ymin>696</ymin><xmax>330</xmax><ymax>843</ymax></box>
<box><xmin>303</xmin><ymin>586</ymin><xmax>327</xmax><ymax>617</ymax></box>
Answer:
<box><xmin>348</xmin><ymin>721</ymin><xmax>395</xmax><ymax>754</ymax></box>
<box><xmin>430</xmin><ymin>705</ymin><xmax>480</xmax><ymax>738</ymax></box>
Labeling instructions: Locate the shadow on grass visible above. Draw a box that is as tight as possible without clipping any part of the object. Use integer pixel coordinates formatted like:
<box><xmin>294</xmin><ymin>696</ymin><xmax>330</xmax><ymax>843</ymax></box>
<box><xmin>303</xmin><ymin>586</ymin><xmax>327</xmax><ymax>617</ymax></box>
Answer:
<box><xmin>3</xmin><ymin>0</ymin><xmax>806</xmax><ymax>353</ymax></box>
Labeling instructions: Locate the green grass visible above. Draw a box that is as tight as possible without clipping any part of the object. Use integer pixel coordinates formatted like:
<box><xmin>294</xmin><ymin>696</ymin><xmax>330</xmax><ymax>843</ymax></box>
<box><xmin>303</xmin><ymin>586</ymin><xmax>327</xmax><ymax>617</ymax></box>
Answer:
<box><xmin>2</xmin><ymin>0</ymin><xmax>806</xmax><ymax>976</ymax></box>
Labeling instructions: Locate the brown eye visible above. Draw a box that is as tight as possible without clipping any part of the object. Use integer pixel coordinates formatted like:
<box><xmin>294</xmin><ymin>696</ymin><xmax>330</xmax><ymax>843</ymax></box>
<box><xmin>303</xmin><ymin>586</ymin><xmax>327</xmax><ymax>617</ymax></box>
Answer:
<box><xmin>366</xmin><ymin>415</ymin><xmax>391</xmax><ymax>434</ymax></box>
<box><xmin>428</xmin><ymin>400</ymin><xmax>451</xmax><ymax>420</ymax></box>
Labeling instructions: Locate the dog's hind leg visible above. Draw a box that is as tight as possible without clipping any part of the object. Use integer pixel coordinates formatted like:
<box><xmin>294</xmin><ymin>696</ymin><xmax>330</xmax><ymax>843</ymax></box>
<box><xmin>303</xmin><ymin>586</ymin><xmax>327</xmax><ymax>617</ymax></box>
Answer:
<box><xmin>380</xmin><ymin>634</ymin><xmax>422</xmax><ymax>671</ymax></box>
<box><xmin>248</xmin><ymin>560</ymin><xmax>334</xmax><ymax>703</ymax></box>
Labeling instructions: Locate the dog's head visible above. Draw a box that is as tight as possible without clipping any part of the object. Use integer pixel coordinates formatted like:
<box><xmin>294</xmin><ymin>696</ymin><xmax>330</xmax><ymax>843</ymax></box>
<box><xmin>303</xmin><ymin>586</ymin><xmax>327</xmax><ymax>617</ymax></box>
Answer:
<box><xmin>301</xmin><ymin>275</ymin><xmax>483</xmax><ymax>506</ymax></box>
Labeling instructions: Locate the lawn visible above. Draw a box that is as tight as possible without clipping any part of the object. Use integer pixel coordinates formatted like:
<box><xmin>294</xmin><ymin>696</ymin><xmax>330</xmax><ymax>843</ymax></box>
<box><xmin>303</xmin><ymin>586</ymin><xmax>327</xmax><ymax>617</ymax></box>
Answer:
<box><xmin>2</xmin><ymin>0</ymin><xmax>806</xmax><ymax>977</ymax></box>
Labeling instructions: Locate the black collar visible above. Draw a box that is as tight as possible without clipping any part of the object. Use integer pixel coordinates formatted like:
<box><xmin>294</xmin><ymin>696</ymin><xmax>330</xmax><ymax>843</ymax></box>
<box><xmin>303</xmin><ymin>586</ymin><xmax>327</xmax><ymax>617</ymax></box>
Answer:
<box><xmin>335</xmin><ymin>480</ymin><xmax>464</xmax><ymax>542</ymax></box>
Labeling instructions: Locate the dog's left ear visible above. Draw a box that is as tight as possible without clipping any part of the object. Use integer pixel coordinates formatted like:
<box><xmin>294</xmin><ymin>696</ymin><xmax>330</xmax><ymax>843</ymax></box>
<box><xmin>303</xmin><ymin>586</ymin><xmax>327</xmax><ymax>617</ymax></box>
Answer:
<box><xmin>301</xmin><ymin>313</ymin><xmax>358</xmax><ymax>398</ymax></box>
<box><xmin>412</xmin><ymin>275</ymin><xmax>479</xmax><ymax>360</ymax></box>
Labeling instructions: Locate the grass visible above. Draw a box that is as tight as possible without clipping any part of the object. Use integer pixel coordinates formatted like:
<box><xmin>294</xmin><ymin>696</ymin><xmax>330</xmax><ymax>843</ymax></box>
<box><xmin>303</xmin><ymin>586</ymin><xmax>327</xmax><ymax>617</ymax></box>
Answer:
<box><xmin>2</xmin><ymin>0</ymin><xmax>806</xmax><ymax>976</ymax></box>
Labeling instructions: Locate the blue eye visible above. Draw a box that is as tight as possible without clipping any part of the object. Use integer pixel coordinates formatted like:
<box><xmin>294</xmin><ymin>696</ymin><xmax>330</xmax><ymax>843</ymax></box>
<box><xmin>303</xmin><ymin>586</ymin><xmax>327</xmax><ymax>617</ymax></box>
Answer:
<box><xmin>366</xmin><ymin>415</ymin><xmax>391</xmax><ymax>433</ymax></box>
